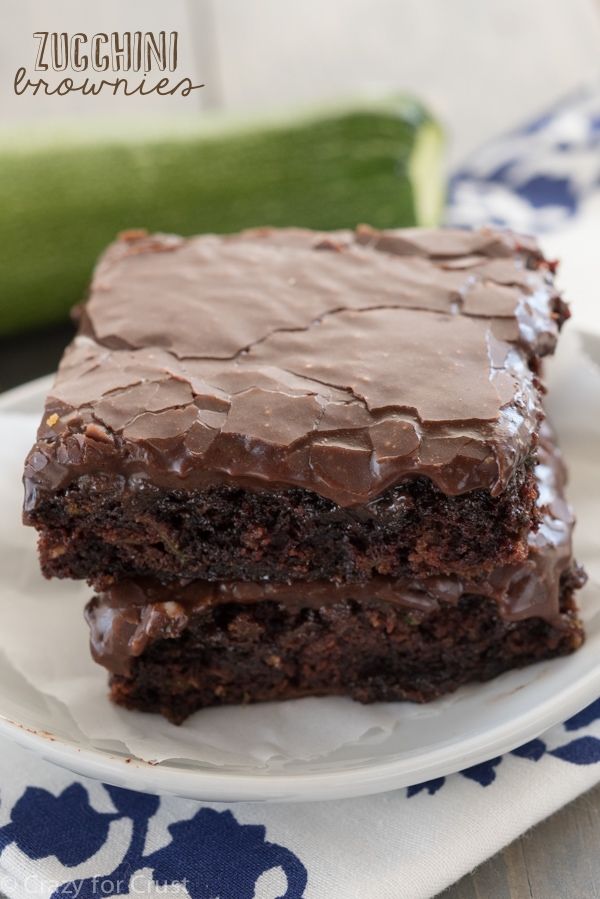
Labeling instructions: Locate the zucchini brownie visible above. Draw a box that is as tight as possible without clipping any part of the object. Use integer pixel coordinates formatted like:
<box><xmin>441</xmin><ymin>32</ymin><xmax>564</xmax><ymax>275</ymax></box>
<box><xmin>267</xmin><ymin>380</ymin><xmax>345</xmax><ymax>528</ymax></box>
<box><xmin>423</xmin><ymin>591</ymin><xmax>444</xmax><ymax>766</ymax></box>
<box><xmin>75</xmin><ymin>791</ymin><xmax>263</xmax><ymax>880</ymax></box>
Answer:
<box><xmin>23</xmin><ymin>226</ymin><xmax>585</xmax><ymax>721</ymax></box>
<box><xmin>86</xmin><ymin>431</ymin><xmax>584</xmax><ymax>723</ymax></box>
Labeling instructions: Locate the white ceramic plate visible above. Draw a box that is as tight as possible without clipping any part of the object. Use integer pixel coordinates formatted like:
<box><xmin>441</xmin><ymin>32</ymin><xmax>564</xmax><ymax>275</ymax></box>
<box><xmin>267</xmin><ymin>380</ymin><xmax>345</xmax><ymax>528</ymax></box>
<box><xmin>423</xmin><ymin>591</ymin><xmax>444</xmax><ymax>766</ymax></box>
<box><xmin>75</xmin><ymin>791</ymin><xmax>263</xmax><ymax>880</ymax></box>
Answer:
<box><xmin>0</xmin><ymin>373</ymin><xmax>598</xmax><ymax>803</ymax></box>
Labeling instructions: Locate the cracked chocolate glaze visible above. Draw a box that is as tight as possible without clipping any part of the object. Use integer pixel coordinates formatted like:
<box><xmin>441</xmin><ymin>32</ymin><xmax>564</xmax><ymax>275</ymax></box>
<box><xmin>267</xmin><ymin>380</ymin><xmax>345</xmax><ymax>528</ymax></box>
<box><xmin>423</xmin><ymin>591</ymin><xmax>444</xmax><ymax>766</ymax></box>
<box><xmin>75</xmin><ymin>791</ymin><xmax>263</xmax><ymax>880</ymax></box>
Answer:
<box><xmin>86</xmin><ymin>433</ymin><xmax>585</xmax><ymax>676</ymax></box>
<box><xmin>24</xmin><ymin>226</ymin><xmax>568</xmax><ymax>508</ymax></box>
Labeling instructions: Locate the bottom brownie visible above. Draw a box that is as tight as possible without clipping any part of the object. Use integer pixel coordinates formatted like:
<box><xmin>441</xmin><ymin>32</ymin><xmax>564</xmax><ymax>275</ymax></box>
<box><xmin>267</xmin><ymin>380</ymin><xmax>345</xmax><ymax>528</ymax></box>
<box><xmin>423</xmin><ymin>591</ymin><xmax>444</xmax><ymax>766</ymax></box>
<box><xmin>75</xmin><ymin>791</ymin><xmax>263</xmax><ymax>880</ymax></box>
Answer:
<box><xmin>85</xmin><ymin>431</ymin><xmax>585</xmax><ymax>724</ymax></box>
<box><xmin>87</xmin><ymin>573</ymin><xmax>584</xmax><ymax>725</ymax></box>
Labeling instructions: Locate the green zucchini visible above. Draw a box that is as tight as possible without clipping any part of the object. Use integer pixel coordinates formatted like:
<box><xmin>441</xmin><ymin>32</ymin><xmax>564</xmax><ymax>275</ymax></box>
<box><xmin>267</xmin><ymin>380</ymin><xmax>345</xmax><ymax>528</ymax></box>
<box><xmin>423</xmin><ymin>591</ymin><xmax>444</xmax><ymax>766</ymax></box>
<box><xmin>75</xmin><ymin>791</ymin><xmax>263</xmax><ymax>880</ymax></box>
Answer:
<box><xmin>0</xmin><ymin>96</ymin><xmax>444</xmax><ymax>335</ymax></box>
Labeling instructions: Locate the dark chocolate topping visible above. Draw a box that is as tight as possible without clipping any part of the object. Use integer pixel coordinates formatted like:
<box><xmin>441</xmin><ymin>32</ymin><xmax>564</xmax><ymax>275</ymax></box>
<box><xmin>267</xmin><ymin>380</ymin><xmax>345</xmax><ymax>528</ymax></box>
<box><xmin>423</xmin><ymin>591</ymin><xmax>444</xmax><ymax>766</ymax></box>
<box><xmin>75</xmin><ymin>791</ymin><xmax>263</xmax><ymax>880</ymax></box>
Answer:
<box><xmin>25</xmin><ymin>226</ymin><xmax>567</xmax><ymax>507</ymax></box>
<box><xmin>86</xmin><ymin>433</ymin><xmax>583</xmax><ymax>676</ymax></box>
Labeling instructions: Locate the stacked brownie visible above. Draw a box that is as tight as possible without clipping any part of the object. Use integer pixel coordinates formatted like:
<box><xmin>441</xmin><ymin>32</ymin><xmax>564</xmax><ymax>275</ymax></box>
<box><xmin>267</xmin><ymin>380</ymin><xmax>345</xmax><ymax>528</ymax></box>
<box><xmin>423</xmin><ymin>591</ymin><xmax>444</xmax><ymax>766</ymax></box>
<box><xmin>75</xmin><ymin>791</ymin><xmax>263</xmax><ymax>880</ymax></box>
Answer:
<box><xmin>23</xmin><ymin>225</ymin><xmax>585</xmax><ymax>723</ymax></box>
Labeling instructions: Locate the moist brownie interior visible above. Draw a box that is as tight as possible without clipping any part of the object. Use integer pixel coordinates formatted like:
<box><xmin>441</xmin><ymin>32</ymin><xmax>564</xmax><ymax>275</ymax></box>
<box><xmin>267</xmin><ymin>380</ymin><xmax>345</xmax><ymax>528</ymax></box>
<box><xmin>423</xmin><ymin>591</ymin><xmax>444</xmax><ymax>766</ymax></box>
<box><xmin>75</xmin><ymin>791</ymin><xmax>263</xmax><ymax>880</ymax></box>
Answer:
<box><xmin>28</xmin><ymin>463</ymin><xmax>537</xmax><ymax>586</ymax></box>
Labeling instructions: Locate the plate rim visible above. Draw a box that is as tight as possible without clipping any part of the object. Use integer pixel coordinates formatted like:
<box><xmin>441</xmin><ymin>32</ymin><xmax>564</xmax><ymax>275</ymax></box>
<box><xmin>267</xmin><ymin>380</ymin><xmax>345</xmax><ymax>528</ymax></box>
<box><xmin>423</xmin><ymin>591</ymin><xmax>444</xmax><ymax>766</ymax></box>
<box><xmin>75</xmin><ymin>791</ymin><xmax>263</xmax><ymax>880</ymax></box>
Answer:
<box><xmin>2</xmin><ymin>374</ymin><xmax>599</xmax><ymax>802</ymax></box>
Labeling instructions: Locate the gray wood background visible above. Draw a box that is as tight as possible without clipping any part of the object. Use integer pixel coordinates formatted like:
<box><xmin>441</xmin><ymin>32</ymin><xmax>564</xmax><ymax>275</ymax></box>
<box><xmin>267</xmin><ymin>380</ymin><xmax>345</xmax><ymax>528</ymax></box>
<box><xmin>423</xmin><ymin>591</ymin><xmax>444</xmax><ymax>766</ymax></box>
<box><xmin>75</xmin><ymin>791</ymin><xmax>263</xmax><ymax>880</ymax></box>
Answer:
<box><xmin>442</xmin><ymin>783</ymin><xmax>600</xmax><ymax>898</ymax></box>
<box><xmin>2</xmin><ymin>3</ymin><xmax>600</xmax><ymax>897</ymax></box>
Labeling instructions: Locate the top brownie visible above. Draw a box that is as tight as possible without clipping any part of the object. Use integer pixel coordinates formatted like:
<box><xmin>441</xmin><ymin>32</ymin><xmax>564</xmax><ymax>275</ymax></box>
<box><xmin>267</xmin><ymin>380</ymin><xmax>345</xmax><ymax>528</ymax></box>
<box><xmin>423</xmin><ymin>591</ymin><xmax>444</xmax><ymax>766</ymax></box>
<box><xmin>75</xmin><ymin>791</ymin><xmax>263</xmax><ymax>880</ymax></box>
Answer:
<box><xmin>26</xmin><ymin>226</ymin><xmax>565</xmax><ymax>505</ymax></box>
<box><xmin>24</xmin><ymin>226</ymin><xmax>568</xmax><ymax>585</ymax></box>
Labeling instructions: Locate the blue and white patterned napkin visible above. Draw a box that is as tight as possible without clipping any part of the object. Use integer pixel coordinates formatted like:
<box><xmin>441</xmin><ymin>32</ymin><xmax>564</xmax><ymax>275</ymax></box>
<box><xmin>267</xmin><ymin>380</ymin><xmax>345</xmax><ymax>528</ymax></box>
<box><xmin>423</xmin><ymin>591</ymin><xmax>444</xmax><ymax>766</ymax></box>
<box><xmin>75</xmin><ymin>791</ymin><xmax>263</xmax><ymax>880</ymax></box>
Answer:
<box><xmin>2</xmin><ymin>88</ymin><xmax>600</xmax><ymax>899</ymax></box>
<box><xmin>448</xmin><ymin>86</ymin><xmax>600</xmax><ymax>233</ymax></box>
<box><xmin>1</xmin><ymin>706</ymin><xmax>600</xmax><ymax>899</ymax></box>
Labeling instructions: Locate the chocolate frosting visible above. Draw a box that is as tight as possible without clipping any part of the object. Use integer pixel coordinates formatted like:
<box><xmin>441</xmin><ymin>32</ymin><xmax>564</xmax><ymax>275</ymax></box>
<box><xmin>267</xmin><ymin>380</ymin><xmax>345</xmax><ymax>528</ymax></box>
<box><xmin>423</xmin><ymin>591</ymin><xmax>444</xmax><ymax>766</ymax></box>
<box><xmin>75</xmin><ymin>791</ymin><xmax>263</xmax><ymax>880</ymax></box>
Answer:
<box><xmin>25</xmin><ymin>226</ymin><xmax>567</xmax><ymax>508</ymax></box>
<box><xmin>86</xmin><ymin>433</ymin><xmax>584</xmax><ymax>676</ymax></box>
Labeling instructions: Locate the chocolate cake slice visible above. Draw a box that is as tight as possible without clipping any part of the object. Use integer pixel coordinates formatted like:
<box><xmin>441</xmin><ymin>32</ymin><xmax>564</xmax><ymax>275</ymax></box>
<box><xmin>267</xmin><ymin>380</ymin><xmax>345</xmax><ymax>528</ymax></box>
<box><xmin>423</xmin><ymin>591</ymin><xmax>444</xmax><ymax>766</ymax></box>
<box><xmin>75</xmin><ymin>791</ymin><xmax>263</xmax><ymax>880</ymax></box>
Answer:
<box><xmin>85</xmin><ymin>434</ymin><xmax>584</xmax><ymax>723</ymax></box>
<box><xmin>24</xmin><ymin>226</ymin><xmax>567</xmax><ymax>586</ymax></box>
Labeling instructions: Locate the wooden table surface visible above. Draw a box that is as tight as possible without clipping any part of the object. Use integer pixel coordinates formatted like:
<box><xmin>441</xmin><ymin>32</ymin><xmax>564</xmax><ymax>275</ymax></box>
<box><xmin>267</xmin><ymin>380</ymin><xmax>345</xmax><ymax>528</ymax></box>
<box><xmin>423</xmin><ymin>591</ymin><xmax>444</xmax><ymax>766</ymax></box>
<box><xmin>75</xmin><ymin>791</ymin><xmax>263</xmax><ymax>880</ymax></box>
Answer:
<box><xmin>1</xmin><ymin>328</ymin><xmax>599</xmax><ymax>899</ymax></box>
<box><xmin>442</xmin><ymin>783</ymin><xmax>600</xmax><ymax>899</ymax></box>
